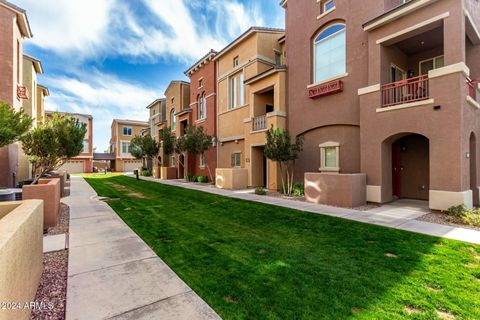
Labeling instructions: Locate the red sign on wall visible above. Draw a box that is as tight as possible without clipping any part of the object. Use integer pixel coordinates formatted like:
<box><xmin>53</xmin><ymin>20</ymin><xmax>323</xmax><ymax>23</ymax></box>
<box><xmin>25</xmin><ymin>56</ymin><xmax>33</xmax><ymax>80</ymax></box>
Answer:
<box><xmin>17</xmin><ymin>85</ymin><xmax>29</xmax><ymax>99</ymax></box>
<box><xmin>308</xmin><ymin>80</ymin><xmax>343</xmax><ymax>99</ymax></box>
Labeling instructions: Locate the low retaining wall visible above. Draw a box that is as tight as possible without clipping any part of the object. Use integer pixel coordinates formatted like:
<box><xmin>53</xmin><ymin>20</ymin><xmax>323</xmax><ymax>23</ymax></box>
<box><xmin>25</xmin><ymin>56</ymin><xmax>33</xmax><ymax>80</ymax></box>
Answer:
<box><xmin>0</xmin><ymin>200</ymin><xmax>43</xmax><ymax>320</ymax></box>
<box><xmin>216</xmin><ymin>168</ymin><xmax>248</xmax><ymax>190</ymax></box>
<box><xmin>50</xmin><ymin>171</ymin><xmax>67</xmax><ymax>197</ymax></box>
<box><xmin>22</xmin><ymin>178</ymin><xmax>61</xmax><ymax>228</ymax></box>
<box><xmin>305</xmin><ymin>173</ymin><xmax>367</xmax><ymax>208</ymax></box>
<box><xmin>160</xmin><ymin>167</ymin><xmax>177</xmax><ymax>180</ymax></box>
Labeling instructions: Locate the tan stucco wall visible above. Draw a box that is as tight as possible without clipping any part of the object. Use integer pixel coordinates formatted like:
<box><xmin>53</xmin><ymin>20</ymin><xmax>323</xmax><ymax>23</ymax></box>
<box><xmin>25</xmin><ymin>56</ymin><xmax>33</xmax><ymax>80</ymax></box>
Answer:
<box><xmin>0</xmin><ymin>200</ymin><xmax>43</xmax><ymax>320</ymax></box>
<box><xmin>23</xmin><ymin>178</ymin><xmax>60</xmax><ymax>228</ymax></box>
<box><xmin>215</xmin><ymin>168</ymin><xmax>248</xmax><ymax>189</ymax></box>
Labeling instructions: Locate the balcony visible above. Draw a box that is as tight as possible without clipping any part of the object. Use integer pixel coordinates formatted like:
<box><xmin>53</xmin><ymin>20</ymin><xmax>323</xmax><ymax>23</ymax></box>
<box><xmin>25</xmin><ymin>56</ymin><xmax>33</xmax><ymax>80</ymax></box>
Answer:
<box><xmin>252</xmin><ymin>114</ymin><xmax>267</xmax><ymax>131</ymax></box>
<box><xmin>382</xmin><ymin>75</ymin><xmax>429</xmax><ymax>108</ymax></box>
<box><xmin>467</xmin><ymin>78</ymin><xmax>478</xmax><ymax>101</ymax></box>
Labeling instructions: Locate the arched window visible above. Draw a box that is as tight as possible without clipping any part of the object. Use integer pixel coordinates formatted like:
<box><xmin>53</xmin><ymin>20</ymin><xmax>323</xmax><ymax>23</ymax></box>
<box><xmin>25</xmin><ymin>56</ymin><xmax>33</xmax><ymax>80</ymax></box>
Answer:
<box><xmin>313</xmin><ymin>23</ymin><xmax>346</xmax><ymax>83</ymax></box>
<box><xmin>197</xmin><ymin>95</ymin><xmax>202</xmax><ymax>120</ymax></box>
<box><xmin>170</xmin><ymin>109</ymin><xmax>176</xmax><ymax>131</ymax></box>
<box><xmin>202</xmin><ymin>93</ymin><xmax>207</xmax><ymax>119</ymax></box>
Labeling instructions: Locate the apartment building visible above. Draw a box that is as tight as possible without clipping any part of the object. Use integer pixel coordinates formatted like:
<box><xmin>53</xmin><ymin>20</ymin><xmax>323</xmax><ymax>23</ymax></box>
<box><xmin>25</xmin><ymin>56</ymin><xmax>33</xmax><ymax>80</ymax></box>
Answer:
<box><xmin>158</xmin><ymin>81</ymin><xmax>190</xmax><ymax>178</ymax></box>
<box><xmin>283</xmin><ymin>0</ymin><xmax>480</xmax><ymax>210</ymax></box>
<box><xmin>0</xmin><ymin>0</ymin><xmax>32</xmax><ymax>187</ymax></box>
<box><xmin>46</xmin><ymin>111</ymin><xmax>94</xmax><ymax>174</ymax></box>
<box><xmin>146</xmin><ymin>98</ymin><xmax>166</xmax><ymax>141</ymax></box>
<box><xmin>109</xmin><ymin>119</ymin><xmax>148</xmax><ymax>172</ymax></box>
<box><xmin>36</xmin><ymin>85</ymin><xmax>49</xmax><ymax>124</ymax></box>
<box><xmin>17</xmin><ymin>55</ymin><xmax>43</xmax><ymax>182</ymax></box>
<box><xmin>214</xmin><ymin>27</ymin><xmax>286</xmax><ymax>190</ymax></box>
<box><xmin>184</xmin><ymin>49</ymin><xmax>218</xmax><ymax>179</ymax></box>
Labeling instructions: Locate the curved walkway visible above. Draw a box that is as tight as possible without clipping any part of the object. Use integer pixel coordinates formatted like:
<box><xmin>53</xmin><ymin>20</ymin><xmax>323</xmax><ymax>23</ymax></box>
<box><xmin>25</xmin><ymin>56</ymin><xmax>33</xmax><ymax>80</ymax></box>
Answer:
<box><xmin>128</xmin><ymin>174</ymin><xmax>480</xmax><ymax>245</ymax></box>
<box><xmin>63</xmin><ymin>176</ymin><xmax>220</xmax><ymax>320</ymax></box>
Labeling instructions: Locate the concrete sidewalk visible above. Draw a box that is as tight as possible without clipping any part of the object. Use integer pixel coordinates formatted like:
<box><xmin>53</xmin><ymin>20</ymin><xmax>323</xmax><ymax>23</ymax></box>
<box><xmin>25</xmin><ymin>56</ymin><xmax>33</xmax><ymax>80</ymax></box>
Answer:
<box><xmin>128</xmin><ymin>175</ymin><xmax>480</xmax><ymax>245</ymax></box>
<box><xmin>63</xmin><ymin>177</ymin><xmax>220</xmax><ymax>320</ymax></box>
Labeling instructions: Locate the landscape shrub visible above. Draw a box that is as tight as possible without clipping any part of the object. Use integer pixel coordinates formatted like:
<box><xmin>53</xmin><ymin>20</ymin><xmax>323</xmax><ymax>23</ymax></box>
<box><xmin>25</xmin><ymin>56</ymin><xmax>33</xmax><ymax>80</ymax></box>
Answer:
<box><xmin>141</xmin><ymin>170</ymin><xmax>152</xmax><ymax>177</ymax></box>
<box><xmin>185</xmin><ymin>173</ymin><xmax>194</xmax><ymax>182</ymax></box>
<box><xmin>443</xmin><ymin>205</ymin><xmax>480</xmax><ymax>227</ymax></box>
<box><xmin>255</xmin><ymin>187</ymin><xmax>267</xmax><ymax>195</ymax></box>
<box><xmin>197</xmin><ymin>176</ymin><xmax>209</xmax><ymax>183</ymax></box>
<box><xmin>292</xmin><ymin>183</ymin><xmax>305</xmax><ymax>197</ymax></box>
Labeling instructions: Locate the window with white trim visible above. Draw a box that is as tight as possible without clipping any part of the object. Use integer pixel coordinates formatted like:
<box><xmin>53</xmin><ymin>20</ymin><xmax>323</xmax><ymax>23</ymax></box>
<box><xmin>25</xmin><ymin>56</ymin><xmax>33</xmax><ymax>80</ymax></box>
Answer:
<box><xmin>313</xmin><ymin>23</ymin><xmax>346</xmax><ymax>83</ymax></box>
<box><xmin>123</xmin><ymin>127</ymin><xmax>132</xmax><ymax>136</ymax></box>
<box><xmin>199</xmin><ymin>153</ymin><xmax>206</xmax><ymax>168</ymax></box>
<box><xmin>229</xmin><ymin>72</ymin><xmax>245</xmax><ymax>109</ymax></box>
<box><xmin>198</xmin><ymin>93</ymin><xmax>207</xmax><ymax>120</ymax></box>
<box><xmin>231</xmin><ymin>152</ymin><xmax>241</xmax><ymax>168</ymax></box>
<box><xmin>419</xmin><ymin>55</ymin><xmax>444</xmax><ymax>75</ymax></box>
<box><xmin>170</xmin><ymin>109</ymin><xmax>176</xmax><ymax>131</ymax></box>
<box><xmin>321</xmin><ymin>0</ymin><xmax>335</xmax><ymax>13</ymax></box>
<box><xmin>198</xmin><ymin>78</ymin><xmax>204</xmax><ymax>88</ymax></box>
<box><xmin>121</xmin><ymin>141</ymin><xmax>131</xmax><ymax>154</ymax></box>
<box><xmin>82</xmin><ymin>140</ymin><xmax>89</xmax><ymax>153</ymax></box>
<box><xmin>319</xmin><ymin>142</ymin><xmax>340</xmax><ymax>172</ymax></box>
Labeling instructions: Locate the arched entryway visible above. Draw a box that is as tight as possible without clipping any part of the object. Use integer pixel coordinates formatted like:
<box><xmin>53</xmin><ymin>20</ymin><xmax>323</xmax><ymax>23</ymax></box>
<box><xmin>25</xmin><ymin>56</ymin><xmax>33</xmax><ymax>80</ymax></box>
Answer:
<box><xmin>390</xmin><ymin>134</ymin><xmax>429</xmax><ymax>200</ymax></box>
<box><xmin>470</xmin><ymin>132</ymin><xmax>478</xmax><ymax>206</ymax></box>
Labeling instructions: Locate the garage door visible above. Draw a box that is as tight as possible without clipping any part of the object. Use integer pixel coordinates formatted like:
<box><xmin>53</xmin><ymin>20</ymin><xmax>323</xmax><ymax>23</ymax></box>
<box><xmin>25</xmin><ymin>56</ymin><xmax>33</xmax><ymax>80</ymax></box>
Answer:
<box><xmin>123</xmin><ymin>160</ymin><xmax>142</xmax><ymax>172</ymax></box>
<box><xmin>59</xmin><ymin>160</ymin><xmax>85</xmax><ymax>174</ymax></box>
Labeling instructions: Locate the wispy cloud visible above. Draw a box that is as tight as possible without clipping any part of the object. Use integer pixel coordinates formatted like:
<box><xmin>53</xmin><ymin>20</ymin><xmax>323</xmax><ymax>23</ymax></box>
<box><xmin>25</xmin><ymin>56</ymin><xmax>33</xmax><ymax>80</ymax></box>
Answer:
<box><xmin>43</xmin><ymin>69</ymin><xmax>161</xmax><ymax>151</ymax></box>
<box><xmin>18</xmin><ymin>0</ymin><xmax>281</xmax><ymax>63</ymax></box>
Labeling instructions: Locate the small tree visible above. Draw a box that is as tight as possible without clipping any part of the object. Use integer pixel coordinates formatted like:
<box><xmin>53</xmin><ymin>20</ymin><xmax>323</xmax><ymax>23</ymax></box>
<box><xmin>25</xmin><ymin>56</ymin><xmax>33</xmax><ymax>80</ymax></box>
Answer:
<box><xmin>264</xmin><ymin>126</ymin><xmax>304</xmax><ymax>196</ymax></box>
<box><xmin>0</xmin><ymin>101</ymin><xmax>33</xmax><ymax>147</ymax></box>
<box><xmin>158</xmin><ymin>127</ymin><xmax>176</xmax><ymax>166</ymax></box>
<box><xmin>175</xmin><ymin>125</ymin><xmax>214</xmax><ymax>181</ymax></box>
<box><xmin>130</xmin><ymin>135</ymin><xmax>160</xmax><ymax>170</ymax></box>
<box><xmin>21</xmin><ymin>113</ymin><xmax>87</xmax><ymax>184</ymax></box>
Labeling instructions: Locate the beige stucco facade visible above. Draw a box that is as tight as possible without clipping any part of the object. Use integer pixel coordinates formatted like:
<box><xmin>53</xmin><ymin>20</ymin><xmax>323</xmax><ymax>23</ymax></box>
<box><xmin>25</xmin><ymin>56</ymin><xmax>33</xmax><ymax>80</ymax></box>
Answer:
<box><xmin>0</xmin><ymin>200</ymin><xmax>43</xmax><ymax>320</ymax></box>
<box><xmin>109</xmin><ymin>119</ymin><xmax>148</xmax><ymax>172</ymax></box>
<box><xmin>215</xmin><ymin>27</ymin><xmax>286</xmax><ymax>190</ymax></box>
<box><xmin>17</xmin><ymin>55</ymin><xmax>43</xmax><ymax>182</ymax></box>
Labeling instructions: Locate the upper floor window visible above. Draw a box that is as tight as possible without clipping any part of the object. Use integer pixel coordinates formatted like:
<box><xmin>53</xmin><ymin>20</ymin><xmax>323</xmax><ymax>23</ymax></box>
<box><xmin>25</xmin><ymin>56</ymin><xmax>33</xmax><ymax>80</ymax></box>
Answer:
<box><xmin>321</xmin><ymin>0</ymin><xmax>335</xmax><ymax>13</ymax></box>
<box><xmin>229</xmin><ymin>73</ymin><xmax>244</xmax><ymax>110</ymax></box>
<box><xmin>313</xmin><ymin>23</ymin><xmax>346</xmax><ymax>83</ymax></box>
<box><xmin>233</xmin><ymin>56</ymin><xmax>239</xmax><ymax>67</ymax></box>
<box><xmin>419</xmin><ymin>55</ymin><xmax>444</xmax><ymax>75</ymax></box>
<box><xmin>275</xmin><ymin>50</ymin><xmax>283</xmax><ymax>66</ymax></box>
<box><xmin>198</xmin><ymin>78</ymin><xmax>204</xmax><ymax>88</ymax></box>
<box><xmin>198</xmin><ymin>93</ymin><xmax>207</xmax><ymax>120</ymax></box>
<box><xmin>82</xmin><ymin>140</ymin><xmax>89</xmax><ymax>153</ymax></box>
<box><xmin>171</xmin><ymin>97</ymin><xmax>174</xmax><ymax>104</ymax></box>
<box><xmin>170</xmin><ymin>109</ymin><xmax>176</xmax><ymax>131</ymax></box>
<box><xmin>121</xmin><ymin>141</ymin><xmax>131</xmax><ymax>154</ymax></box>
<box><xmin>123</xmin><ymin>127</ymin><xmax>132</xmax><ymax>136</ymax></box>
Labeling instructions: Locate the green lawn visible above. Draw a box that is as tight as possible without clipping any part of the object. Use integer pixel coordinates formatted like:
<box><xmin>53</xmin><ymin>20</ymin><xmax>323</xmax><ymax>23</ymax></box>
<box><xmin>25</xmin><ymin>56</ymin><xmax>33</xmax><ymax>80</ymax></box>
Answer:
<box><xmin>83</xmin><ymin>174</ymin><xmax>480</xmax><ymax>320</ymax></box>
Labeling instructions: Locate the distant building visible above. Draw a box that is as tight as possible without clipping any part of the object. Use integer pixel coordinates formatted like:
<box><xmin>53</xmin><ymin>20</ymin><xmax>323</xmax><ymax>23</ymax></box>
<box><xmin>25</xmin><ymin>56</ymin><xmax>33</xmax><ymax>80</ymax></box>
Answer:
<box><xmin>109</xmin><ymin>119</ymin><xmax>149</xmax><ymax>172</ymax></box>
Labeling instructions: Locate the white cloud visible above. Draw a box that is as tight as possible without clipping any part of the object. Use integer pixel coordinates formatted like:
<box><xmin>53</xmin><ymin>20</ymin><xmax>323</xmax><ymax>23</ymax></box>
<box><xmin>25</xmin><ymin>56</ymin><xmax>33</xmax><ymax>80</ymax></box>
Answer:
<box><xmin>18</xmin><ymin>0</ymin><xmax>281</xmax><ymax>63</ymax></box>
<box><xmin>43</xmin><ymin>70</ymin><xmax>161</xmax><ymax>151</ymax></box>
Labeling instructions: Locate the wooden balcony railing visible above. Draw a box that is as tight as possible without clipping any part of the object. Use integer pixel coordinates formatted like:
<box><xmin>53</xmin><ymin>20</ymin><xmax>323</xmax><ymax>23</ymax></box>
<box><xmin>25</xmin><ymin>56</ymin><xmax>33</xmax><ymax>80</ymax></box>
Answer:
<box><xmin>381</xmin><ymin>75</ymin><xmax>429</xmax><ymax>108</ymax></box>
<box><xmin>252</xmin><ymin>115</ymin><xmax>267</xmax><ymax>131</ymax></box>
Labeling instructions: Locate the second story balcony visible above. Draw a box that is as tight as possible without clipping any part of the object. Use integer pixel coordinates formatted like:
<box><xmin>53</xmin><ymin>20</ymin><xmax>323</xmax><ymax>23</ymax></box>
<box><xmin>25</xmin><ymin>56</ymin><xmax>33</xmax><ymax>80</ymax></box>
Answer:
<box><xmin>252</xmin><ymin>114</ymin><xmax>267</xmax><ymax>131</ymax></box>
<box><xmin>382</xmin><ymin>75</ymin><xmax>429</xmax><ymax>108</ymax></box>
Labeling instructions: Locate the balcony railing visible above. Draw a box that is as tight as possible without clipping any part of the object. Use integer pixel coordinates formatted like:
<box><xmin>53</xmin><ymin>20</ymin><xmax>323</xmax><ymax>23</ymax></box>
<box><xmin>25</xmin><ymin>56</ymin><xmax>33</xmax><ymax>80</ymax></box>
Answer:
<box><xmin>252</xmin><ymin>115</ymin><xmax>267</xmax><ymax>131</ymax></box>
<box><xmin>381</xmin><ymin>75</ymin><xmax>429</xmax><ymax>108</ymax></box>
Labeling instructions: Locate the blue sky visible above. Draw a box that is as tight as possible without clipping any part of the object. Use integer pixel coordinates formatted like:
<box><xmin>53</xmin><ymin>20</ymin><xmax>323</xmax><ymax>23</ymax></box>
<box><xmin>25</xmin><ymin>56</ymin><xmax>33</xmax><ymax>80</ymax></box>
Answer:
<box><xmin>16</xmin><ymin>0</ymin><xmax>284</xmax><ymax>152</ymax></box>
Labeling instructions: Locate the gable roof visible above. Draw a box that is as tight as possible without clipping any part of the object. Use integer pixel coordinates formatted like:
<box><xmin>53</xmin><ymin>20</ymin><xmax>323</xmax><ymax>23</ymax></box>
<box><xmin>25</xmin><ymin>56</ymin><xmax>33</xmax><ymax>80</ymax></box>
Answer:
<box><xmin>164</xmin><ymin>80</ymin><xmax>190</xmax><ymax>96</ymax></box>
<box><xmin>184</xmin><ymin>49</ymin><xmax>217</xmax><ymax>77</ymax></box>
<box><xmin>213</xmin><ymin>26</ymin><xmax>285</xmax><ymax>61</ymax></box>
<box><xmin>0</xmin><ymin>0</ymin><xmax>32</xmax><ymax>38</ymax></box>
<box><xmin>24</xmin><ymin>54</ymin><xmax>43</xmax><ymax>74</ymax></box>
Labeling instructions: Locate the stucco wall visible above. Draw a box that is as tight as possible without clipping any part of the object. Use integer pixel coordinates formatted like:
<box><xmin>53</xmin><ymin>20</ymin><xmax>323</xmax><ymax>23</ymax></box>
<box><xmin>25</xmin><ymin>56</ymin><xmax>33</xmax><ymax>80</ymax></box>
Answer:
<box><xmin>0</xmin><ymin>200</ymin><xmax>43</xmax><ymax>320</ymax></box>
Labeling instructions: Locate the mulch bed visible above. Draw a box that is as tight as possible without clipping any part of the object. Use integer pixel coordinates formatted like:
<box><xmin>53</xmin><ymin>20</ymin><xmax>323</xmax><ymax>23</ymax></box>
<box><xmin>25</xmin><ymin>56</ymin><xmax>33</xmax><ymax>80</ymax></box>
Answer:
<box><xmin>30</xmin><ymin>250</ymin><xmax>68</xmax><ymax>320</ymax></box>
<box><xmin>417</xmin><ymin>212</ymin><xmax>480</xmax><ymax>231</ymax></box>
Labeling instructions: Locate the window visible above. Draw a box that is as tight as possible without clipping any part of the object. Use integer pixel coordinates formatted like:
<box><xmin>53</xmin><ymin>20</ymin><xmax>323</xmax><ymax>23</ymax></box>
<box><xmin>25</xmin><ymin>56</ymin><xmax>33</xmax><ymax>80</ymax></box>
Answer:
<box><xmin>17</xmin><ymin>40</ymin><xmax>20</xmax><ymax>83</ymax></box>
<box><xmin>233</xmin><ymin>56</ymin><xmax>239</xmax><ymax>67</ymax></box>
<box><xmin>229</xmin><ymin>72</ymin><xmax>244</xmax><ymax>110</ymax></box>
<box><xmin>82</xmin><ymin>140</ymin><xmax>89</xmax><ymax>153</ymax></box>
<box><xmin>275</xmin><ymin>51</ymin><xmax>283</xmax><ymax>66</ymax></box>
<box><xmin>313</xmin><ymin>23</ymin><xmax>346</xmax><ymax>83</ymax></box>
<box><xmin>198</xmin><ymin>93</ymin><xmax>206</xmax><ymax>120</ymax></box>
<box><xmin>170</xmin><ymin>109</ymin><xmax>176</xmax><ymax>131</ymax></box>
<box><xmin>123</xmin><ymin>127</ymin><xmax>132</xmax><ymax>136</ymax></box>
<box><xmin>199</xmin><ymin>154</ymin><xmax>206</xmax><ymax>168</ymax></box>
<box><xmin>171</xmin><ymin>155</ymin><xmax>176</xmax><ymax>167</ymax></box>
<box><xmin>322</xmin><ymin>0</ymin><xmax>335</xmax><ymax>13</ymax></box>
<box><xmin>171</xmin><ymin>97</ymin><xmax>174</xmax><ymax>104</ymax></box>
<box><xmin>121</xmin><ymin>141</ymin><xmax>131</xmax><ymax>154</ymax></box>
<box><xmin>231</xmin><ymin>153</ymin><xmax>241</xmax><ymax>167</ymax></box>
<box><xmin>319</xmin><ymin>142</ymin><xmax>340</xmax><ymax>172</ymax></box>
<box><xmin>198</xmin><ymin>78</ymin><xmax>204</xmax><ymax>88</ymax></box>
<box><xmin>419</xmin><ymin>55</ymin><xmax>444</xmax><ymax>75</ymax></box>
